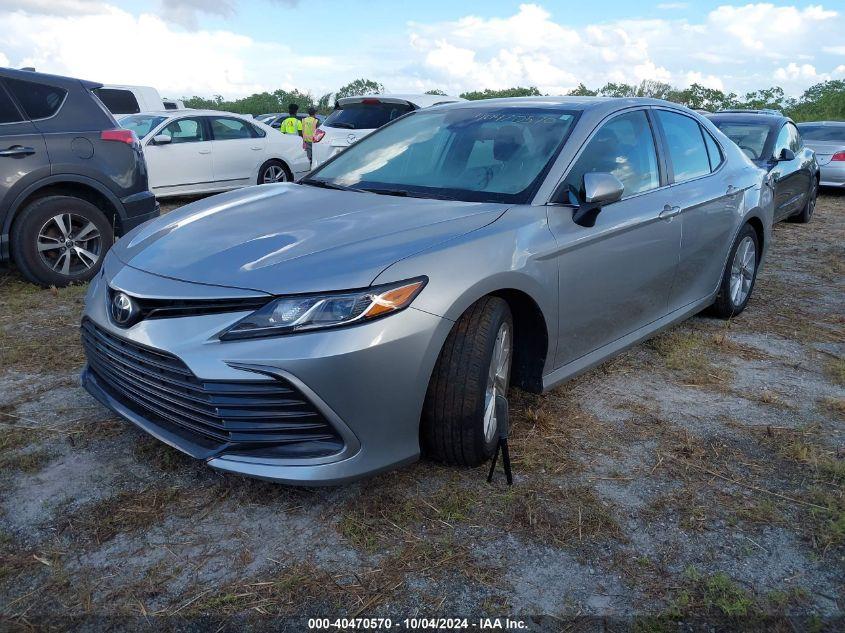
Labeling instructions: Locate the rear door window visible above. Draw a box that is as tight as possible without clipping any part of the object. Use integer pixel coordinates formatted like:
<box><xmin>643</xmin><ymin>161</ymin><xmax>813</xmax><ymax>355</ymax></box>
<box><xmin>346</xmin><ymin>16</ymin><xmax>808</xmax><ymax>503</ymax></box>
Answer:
<box><xmin>324</xmin><ymin>102</ymin><xmax>413</xmax><ymax>130</ymax></box>
<box><xmin>655</xmin><ymin>110</ymin><xmax>711</xmax><ymax>182</ymax></box>
<box><xmin>4</xmin><ymin>78</ymin><xmax>67</xmax><ymax>120</ymax></box>
<box><xmin>0</xmin><ymin>84</ymin><xmax>24</xmax><ymax>124</ymax></box>
<box><xmin>208</xmin><ymin>117</ymin><xmax>254</xmax><ymax>140</ymax></box>
<box><xmin>702</xmin><ymin>128</ymin><xmax>723</xmax><ymax>172</ymax></box>
<box><xmin>92</xmin><ymin>88</ymin><xmax>140</xmax><ymax>115</ymax></box>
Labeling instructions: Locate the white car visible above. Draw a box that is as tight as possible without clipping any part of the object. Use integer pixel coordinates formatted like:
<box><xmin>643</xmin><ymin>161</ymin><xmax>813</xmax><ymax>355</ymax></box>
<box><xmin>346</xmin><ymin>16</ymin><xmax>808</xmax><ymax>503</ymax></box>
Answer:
<box><xmin>311</xmin><ymin>94</ymin><xmax>464</xmax><ymax>168</ymax></box>
<box><xmin>119</xmin><ymin>110</ymin><xmax>310</xmax><ymax>198</ymax></box>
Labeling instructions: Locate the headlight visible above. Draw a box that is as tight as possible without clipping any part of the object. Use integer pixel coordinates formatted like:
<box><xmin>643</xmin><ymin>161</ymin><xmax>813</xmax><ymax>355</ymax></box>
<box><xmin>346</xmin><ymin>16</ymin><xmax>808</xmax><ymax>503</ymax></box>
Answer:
<box><xmin>220</xmin><ymin>277</ymin><xmax>427</xmax><ymax>340</ymax></box>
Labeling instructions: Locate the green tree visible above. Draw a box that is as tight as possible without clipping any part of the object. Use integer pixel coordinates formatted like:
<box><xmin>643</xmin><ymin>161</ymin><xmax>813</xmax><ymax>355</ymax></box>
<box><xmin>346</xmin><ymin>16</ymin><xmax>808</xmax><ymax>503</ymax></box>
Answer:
<box><xmin>336</xmin><ymin>78</ymin><xmax>384</xmax><ymax>99</ymax></box>
<box><xmin>459</xmin><ymin>86</ymin><xmax>541</xmax><ymax>100</ymax></box>
<box><xmin>667</xmin><ymin>83</ymin><xmax>737</xmax><ymax>111</ymax></box>
<box><xmin>567</xmin><ymin>83</ymin><xmax>597</xmax><ymax>96</ymax></box>
<box><xmin>598</xmin><ymin>82</ymin><xmax>637</xmax><ymax>98</ymax></box>
<box><xmin>741</xmin><ymin>86</ymin><xmax>787</xmax><ymax>112</ymax></box>
<box><xmin>425</xmin><ymin>89</ymin><xmax>447</xmax><ymax>95</ymax></box>
<box><xmin>317</xmin><ymin>92</ymin><xmax>334</xmax><ymax>114</ymax></box>
<box><xmin>786</xmin><ymin>80</ymin><xmax>845</xmax><ymax>121</ymax></box>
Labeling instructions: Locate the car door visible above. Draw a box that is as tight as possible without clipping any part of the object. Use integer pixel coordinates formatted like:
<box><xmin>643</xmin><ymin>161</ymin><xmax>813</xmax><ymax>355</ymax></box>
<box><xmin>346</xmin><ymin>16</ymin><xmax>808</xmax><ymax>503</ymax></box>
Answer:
<box><xmin>0</xmin><ymin>81</ymin><xmax>50</xmax><ymax>229</ymax></box>
<box><xmin>548</xmin><ymin>108</ymin><xmax>682</xmax><ymax>367</ymax></box>
<box><xmin>144</xmin><ymin>116</ymin><xmax>213</xmax><ymax>193</ymax></box>
<box><xmin>770</xmin><ymin>122</ymin><xmax>804</xmax><ymax>221</ymax></box>
<box><xmin>207</xmin><ymin>116</ymin><xmax>265</xmax><ymax>187</ymax></box>
<box><xmin>652</xmin><ymin>109</ymin><xmax>742</xmax><ymax>311</ymax></box>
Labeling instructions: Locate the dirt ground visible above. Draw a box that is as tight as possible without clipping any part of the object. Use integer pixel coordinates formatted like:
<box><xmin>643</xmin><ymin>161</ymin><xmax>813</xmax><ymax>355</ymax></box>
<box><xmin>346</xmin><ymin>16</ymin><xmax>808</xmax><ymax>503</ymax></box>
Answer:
<box><xmin>0</xmin><ymin>192</ymin><xmax>843</xmax><ymax>631</ymax></box>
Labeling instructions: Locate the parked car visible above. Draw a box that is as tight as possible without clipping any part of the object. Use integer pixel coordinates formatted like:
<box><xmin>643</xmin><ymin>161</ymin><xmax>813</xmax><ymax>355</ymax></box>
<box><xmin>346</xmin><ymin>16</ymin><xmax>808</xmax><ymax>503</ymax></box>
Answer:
<box><xmin>81</xmin><ymin>97</ymin><xmax>772</xmax><ymax>484</ymax></box>
<box><xmin>258</xmin><ymin>112</ymin><xmax>325</xmax><ymax>130</ymax></box>
<box><xmin>310</xmin><ymin>94</ymin><xmax>464</xmax><ymax>168</ymax></box>
<box><xmin>0</xmin><ymin>68</ymin><xmax>158</xmax><ymax>286</ymax></box>
<box><xmin>796</xmin><ymin>121</ymin><xmax>845</xmax><ymax>189</ymax></box>
<box><xmin>708</xmin><ymin>111</ymin><xmax>819</xmax><ymax>223</ymax></box>
<box><xmin>162</xmin><ymin>98</ymin><xmax>185</xmax><ymax>111</ymax></box>
<box><xmin>118</xmin><ymin>110</ymin><xmax>310</xmax><ymax>198</ymax></box>
<box><xmin>93</xmin><ymin>85</ymin><xmax>165</xmax><ymax>116</ymax></box>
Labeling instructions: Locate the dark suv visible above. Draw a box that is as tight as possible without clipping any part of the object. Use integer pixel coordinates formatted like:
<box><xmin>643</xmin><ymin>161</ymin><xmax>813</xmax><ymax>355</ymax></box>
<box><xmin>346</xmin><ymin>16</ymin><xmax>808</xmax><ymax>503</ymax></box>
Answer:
<box><xmin>0</xmin><ymin>68</ymin><xmax>158</xmax><ymax>286</ymax></box>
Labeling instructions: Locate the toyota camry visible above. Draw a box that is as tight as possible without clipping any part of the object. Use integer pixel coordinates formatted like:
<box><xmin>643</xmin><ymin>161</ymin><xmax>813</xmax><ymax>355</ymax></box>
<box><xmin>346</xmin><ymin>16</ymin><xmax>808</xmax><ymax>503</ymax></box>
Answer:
<box><xmin>80</xmin><ymin>97</ymin><xmax>773</xmax><ymax>484</ymax></box>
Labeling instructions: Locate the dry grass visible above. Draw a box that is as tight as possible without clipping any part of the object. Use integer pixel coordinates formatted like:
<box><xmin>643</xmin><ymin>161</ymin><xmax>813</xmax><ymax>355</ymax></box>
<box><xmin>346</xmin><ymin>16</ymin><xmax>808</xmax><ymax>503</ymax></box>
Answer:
<box><xmin>824</xmin><ymin>355</ymin><xmax>845</xmax><ymax>387</ymax></box>
<box><xmin>647</xmin><ymin>329</ymin><xmax>733</xmax><ymax>386</ymax></box>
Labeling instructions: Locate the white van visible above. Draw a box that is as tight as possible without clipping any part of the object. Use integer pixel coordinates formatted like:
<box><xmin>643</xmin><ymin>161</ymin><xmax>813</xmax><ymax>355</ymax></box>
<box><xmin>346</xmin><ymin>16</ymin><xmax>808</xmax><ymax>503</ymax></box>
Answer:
<box><xmin>93</xmin><ymin>85</ymin><xmax>165</xmax><ymax>116</ymax></box>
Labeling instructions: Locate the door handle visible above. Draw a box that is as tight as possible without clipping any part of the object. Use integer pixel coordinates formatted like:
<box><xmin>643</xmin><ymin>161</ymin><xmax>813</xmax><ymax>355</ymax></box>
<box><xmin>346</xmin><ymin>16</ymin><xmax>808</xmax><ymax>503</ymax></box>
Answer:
<box><xmin>198</xmin><ymin>149</ymin><xmax>211</xmax><ymax>154</ymax></box>
<box><xmin>0</xmin><ymin>145</ymin><xmax>36</xmax><ymax>157</ymax></box>
<box><xmin>659</xmin><ymin>204</ymin><xmax>681</xmax><ymax>219</ymax></box>
<box><xmin>250</xmin><ymin>146</ymin><xmax>262</xmax><ymax>151</ymax></box>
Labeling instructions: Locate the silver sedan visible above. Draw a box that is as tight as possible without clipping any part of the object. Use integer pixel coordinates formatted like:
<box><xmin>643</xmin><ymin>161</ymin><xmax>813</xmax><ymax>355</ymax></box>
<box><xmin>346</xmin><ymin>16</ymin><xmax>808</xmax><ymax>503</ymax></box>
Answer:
<box><xmin>81</xmin><ymin>97</ymin><xmax>773</xmax><ymax>484</ymax></box>
<box><xmin>797</xmin><ymin>121</ymin><xmax>845</xmax><ymax>188</ymax></box>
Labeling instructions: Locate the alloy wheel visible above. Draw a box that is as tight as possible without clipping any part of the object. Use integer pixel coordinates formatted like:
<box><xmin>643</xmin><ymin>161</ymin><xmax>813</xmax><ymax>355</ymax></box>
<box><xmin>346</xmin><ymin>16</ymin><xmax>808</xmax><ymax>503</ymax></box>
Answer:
<box><xmin>729</xmin><ymin>235</ymin><xmax>756</xmax><ymax>307</ymax></box>
<box><xmin>262</xmin><ymin>164</ymin><xmax>287</xmax><ymax>183</ymax></box>
<box><xmin>483</xmin><ymin>322</ymin><xmax>512</xmax><ymax>443</ymax></box>
<box><xmin>37</xmin><ymin>213</ymin><xmax>102</xmax><ymax>277</ymax></box>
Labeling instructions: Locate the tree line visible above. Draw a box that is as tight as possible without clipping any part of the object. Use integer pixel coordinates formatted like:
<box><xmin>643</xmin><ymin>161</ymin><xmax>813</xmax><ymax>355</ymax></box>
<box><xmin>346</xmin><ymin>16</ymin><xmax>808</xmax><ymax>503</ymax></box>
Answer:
<box><xmin>182</xmin><ymin>78</ymin><xmax>845</xmax><ymax>122</ymax></box>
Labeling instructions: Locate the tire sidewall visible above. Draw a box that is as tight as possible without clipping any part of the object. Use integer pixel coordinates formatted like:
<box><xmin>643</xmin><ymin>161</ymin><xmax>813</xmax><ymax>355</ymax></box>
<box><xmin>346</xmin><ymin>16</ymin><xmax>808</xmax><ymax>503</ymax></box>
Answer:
<box><xmin>476</xmin><ymin>303</ymin><xmax>513</xmax><ymax>459</ymax></box>
<box><xmin>12</xmin><ymin>196</ymin><xmax>113</xmax><ymax>287</ymax></box>
<box><xmin>721</xmin><ymin>224</ymin><xmax>759</xmax><ymax>316</ymax></box>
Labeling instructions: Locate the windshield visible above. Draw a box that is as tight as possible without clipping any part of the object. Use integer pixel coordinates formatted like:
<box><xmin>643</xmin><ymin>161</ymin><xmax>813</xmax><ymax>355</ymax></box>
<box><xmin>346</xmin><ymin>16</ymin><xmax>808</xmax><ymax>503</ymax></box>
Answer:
<box><xmin>712</xmin><ymin>122</ymin><xmax>770</xmax><ymax>160</ymax></box>
<box><xmin>119</xmin><ymin>114</ymin><xmax>167</xmax><ymax>139</ymax></box>
<box><xmin>797</xmin><ymin>124</ymin><xmax>845</xmax><ymax>142</ymax></box>
<box><xmin>323</xmin><ymin>101</ymin><xmax>414</xmax><ymax>130</ymax></box>
<box><xmin>309</xmin><ymin>107</ymin><xmax>579</xmax><ymax>203</ymax></box>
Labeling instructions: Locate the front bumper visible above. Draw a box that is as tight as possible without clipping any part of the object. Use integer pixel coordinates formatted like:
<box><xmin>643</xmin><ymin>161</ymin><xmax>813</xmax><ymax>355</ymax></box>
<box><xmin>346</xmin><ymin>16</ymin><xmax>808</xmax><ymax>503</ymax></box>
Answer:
<box><xmin>80</xmin><ymin>260</ymin><xmax>452</xmax><ymax>484</ymax></box>
<box><xmin>819</xmin><ymin>162</ymin><xmax>845</xmax><ymax>188</ymax></box>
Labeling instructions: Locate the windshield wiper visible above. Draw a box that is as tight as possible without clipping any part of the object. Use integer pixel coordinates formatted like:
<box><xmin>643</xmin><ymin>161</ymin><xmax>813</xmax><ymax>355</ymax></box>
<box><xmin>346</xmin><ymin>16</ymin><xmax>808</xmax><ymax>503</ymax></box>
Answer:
<box><xmin>300</xmin><ymin>178</ymin><xmax>364</xmax><ymax>193</ymax></box>
<box><xmin>328</xmin><ymin>122</ymin><xmax>354</xmax><ymax>129</ymax></box>
<box><xmin>361</xmin><ymin>187</ymin><xmax>455</xmax><ymax>201</ymax></box>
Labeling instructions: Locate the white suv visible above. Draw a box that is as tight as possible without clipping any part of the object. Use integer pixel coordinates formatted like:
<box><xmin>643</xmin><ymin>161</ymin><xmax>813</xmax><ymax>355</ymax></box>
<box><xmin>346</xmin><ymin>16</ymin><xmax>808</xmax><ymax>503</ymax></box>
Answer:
<box><xmin>310</xmin><ymin>94</ymin><xmax>464</xmax><ymax>168</ymax></box>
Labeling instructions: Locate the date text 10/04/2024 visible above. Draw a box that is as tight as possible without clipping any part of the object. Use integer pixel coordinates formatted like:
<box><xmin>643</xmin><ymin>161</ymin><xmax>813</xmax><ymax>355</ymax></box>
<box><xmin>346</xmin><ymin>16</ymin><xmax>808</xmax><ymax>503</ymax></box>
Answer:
<box><xmin>307</xmin><ymin>618</ymin><xmax>528</xmax><ymax>630</ymax></box>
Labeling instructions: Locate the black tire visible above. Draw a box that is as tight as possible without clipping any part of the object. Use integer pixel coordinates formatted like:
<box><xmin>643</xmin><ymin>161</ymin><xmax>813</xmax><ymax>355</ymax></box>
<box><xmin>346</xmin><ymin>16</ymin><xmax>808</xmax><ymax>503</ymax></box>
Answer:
<box><xmin>257</xmin><ymin>159</ymin><xmax>290</xmax><ymax>185</ymax></box>
<box><xmin>421</xmin><ymin>296</ymin><xmax>513</xmax><ymax>467</ymax></box>
<box><xmin>709</xmin><ymin>223</ymin><xmax>760</xmax><ymax>319</ymax></box>
<box><xmin>11</xmin><ymin>195</ymin><xmax>113</xmax><ymax>287</ymax></box>
<box><xmin>789</xmin><ymin>176</ymin><xmax>818</xmax><ymax>224</ymax></box>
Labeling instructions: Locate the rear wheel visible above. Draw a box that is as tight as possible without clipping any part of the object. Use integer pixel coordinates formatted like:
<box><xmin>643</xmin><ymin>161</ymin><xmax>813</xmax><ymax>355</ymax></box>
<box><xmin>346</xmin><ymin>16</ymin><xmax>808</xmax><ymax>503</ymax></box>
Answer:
<box><xmin>11</xmin><ymin>195</ymin><xmax>113</xmax><ymax>287</ymax></box>
<box><xmin>257</xmin><ymin>159</ymin><xmax>289</xmax><ymax>185</ymax></box>
<box><xmin>789</xmin><ymin>176</ymin><xmax>818</xmax><ymax>223</ymax></box>
<box><xmin>710</xmin><ymin>224</ymin><xmax>759</xmax><ymax>319</ymax></box>
<box><xmin>421</xmin><ymin>296</ymin><xmax>513</xmax><ymax>466</ymax></box>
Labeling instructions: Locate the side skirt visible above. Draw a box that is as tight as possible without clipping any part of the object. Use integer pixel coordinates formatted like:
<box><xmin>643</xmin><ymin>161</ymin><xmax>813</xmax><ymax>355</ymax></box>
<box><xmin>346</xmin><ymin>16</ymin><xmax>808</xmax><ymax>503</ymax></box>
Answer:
<box><xmin>542</xmin><ymin>294</ymin><xmax>715</xmax><ymax>392</ymax></box>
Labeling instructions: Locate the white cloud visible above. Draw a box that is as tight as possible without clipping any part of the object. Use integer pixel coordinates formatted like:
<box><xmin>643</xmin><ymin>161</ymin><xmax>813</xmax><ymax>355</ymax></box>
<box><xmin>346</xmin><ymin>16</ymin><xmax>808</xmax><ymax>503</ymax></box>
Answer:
<box><xmin>0</xmin><ymin>2</ymin><xmax>843</xmax><ymax>99</ymax></box>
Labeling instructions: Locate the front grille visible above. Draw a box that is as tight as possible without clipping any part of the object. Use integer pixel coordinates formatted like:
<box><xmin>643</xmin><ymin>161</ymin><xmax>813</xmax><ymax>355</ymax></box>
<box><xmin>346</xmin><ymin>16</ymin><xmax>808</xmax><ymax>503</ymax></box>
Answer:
<box><xmin>81</xmin><ymin>319</ymin><xmax>343</xmax><ymax>456</ymax></box>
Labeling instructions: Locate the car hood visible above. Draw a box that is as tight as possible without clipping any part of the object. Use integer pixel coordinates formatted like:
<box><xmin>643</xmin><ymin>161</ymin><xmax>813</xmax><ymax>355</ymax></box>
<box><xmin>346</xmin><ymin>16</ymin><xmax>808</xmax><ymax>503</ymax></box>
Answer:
<box><xmin>113</xmin><ymin>183</ymin><xmax>507</xmax><ymax>295</ymax></box>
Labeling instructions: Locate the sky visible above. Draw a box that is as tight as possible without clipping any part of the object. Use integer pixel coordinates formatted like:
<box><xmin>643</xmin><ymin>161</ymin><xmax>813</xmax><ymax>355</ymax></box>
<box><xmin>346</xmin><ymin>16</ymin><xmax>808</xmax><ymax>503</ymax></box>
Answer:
<box><xmin>0</xmin><ymin>0</ymin><xmax>843</xmax><ymax>100</ymax></box>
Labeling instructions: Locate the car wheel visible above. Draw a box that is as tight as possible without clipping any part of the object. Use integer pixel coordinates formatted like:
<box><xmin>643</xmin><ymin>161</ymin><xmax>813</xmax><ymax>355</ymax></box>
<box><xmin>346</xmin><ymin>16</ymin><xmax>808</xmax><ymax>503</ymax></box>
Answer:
<box><xmin>11</xmin><ymin>195</ymin><xmax>113</xmax><ymax>287</ymax></box>
<box><xmin>709</xmin><ymin>223</ymin><xmax>759</xmax><ymax>319</ymax></box>
<box><xmin>258</xmin><ymin>160</ymin><xmax>289</xmax><ymax>185</ymax></box>
<box><xmin>789</xmin><ymin>177</ymin><xmax>818</xmax><ymax>224</ymax></box>
<box><xmin>421</xmin><ymin>296</ymin><xmax>513</xmax><ymax>466</ymax></box>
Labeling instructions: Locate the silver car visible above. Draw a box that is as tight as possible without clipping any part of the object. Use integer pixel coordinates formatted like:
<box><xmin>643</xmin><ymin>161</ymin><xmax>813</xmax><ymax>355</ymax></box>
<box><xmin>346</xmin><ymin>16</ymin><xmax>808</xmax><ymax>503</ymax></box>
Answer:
<box><xmin>80</xmin><ymin>97</ymin><xmax>773</xmax><ymax>484</ymax></box>
<box><xmin>797</xmin><ymin>121</ymin><xmax>845</xmax><ymax>189</ymax></box>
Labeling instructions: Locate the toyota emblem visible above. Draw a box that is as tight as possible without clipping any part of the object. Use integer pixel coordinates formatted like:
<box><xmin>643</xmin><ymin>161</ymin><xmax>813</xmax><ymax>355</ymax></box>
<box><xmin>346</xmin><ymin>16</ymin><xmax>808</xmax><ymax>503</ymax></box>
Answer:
<box><xmin>110</xmin><ymin>291</ymin><xmax>138</xmax><ymax>326</ymax></box>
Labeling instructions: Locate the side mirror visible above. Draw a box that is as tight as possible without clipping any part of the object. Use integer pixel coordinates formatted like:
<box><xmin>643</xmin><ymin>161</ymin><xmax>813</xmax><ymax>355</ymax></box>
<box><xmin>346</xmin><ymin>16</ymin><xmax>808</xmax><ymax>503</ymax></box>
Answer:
<box><xmin>152</xmin><ymin>134</ymin><xmax>172</xmax><ymax>145</ymax></box>
<box><xmin>572</xmin><ymin>172</ymin><xmax>624</xmax><ymax>227</ymax></box>
<box><xmin>777</xmin><ymin>148</ymin><xmax>795</xmax><ymax>162</ymax></box>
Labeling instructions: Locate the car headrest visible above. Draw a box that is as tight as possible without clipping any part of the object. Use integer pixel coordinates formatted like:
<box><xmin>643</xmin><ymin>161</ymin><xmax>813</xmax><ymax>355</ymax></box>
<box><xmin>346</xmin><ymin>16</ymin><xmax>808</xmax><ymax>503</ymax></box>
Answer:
<box><xmin>494</xmin><ymin>125</ymin><xmax>523</xmax><ymax>162</ymax></box>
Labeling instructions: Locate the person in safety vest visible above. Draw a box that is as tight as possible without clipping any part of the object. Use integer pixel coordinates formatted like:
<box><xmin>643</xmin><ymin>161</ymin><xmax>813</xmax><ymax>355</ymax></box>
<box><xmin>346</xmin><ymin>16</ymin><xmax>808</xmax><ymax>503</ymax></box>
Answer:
<box><xmin>302</xmin><ymin>106</ymin><xmax>319</xmax><ymax>164</ymax></box>
<box><xmin>280</xmin><ymin>104</ymin><xmax>303</xmax><ymax>136</ymax></box>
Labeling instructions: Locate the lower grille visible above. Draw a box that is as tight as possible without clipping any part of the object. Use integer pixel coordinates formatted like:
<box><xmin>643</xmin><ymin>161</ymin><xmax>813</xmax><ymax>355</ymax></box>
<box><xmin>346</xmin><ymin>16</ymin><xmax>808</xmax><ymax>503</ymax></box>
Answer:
<box><xmin>81</xmin><ymin>319</ymin><xmax>343</xmax><ymax>457</ymax></box>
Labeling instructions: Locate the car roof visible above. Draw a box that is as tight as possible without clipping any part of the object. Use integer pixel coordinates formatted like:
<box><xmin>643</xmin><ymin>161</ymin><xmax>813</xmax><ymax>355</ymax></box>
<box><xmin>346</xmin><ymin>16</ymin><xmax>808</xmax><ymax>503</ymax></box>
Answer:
<box><xmin>0</xmin><ymin>66</ymin><xmax>101</xmax><ymax>90</ymax></box>
<box><xmin>122</xmin><ymin>109</ymin><xmax>246</xmax><ymax>117</ymax></box>
<box><xmin>797</xmin><ymin>120</ymin><xmax>845</xmax><ymax>126</ymax></box>
<box><xmin>430</xmin><ymin>95</ymin><xmax>705</xmax><ymax>116</ymax></box>
<box><xmin>707</xmin><ymin>111</ymin><xmax>791</xmax><ymax>127</ymax></box>
<box><xmin>338</xmin><ymin>93</ymin><xmax>466</xmax><ymax>108</ymax></box>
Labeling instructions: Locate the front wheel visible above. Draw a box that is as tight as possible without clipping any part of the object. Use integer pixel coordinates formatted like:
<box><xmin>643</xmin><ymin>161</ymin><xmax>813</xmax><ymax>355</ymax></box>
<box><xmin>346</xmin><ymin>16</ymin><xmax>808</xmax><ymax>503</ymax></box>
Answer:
<box><xmin>421</xmin><ymin>296</ymin><xmax>513</xmax><ymax>467</ymax></box>
<box><xmin>710</xmin><ymin>224</ymin><xmax>760</xmax><ymax>319</ymax></box>
<box><xmin>257</xmin><ymin>159</ymin><xmax>289</xmax><ymax>185</ymax></box>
